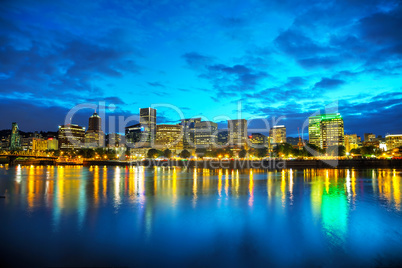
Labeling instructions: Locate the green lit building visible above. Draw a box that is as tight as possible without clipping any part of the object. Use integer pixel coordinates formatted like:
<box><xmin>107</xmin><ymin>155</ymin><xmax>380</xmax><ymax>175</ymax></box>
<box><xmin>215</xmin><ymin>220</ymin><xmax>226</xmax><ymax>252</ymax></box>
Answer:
<box><xmin>9</xmin><ymin>122</ymin><xmax>21</xmax><ymax>151</ymax></box>
<box><xmin>308</xmin><ymin>113</ymin><xmax>344</xmax><ymax>149</ymax></box>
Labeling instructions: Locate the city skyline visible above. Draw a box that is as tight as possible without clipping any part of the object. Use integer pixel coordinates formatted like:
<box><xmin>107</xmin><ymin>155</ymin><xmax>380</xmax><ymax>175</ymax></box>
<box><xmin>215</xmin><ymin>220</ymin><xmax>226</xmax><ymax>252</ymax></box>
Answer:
<box><xmin>1</xmin><ymin>0</ymin><xmax>402</xmax><ymax>137</ymax></box>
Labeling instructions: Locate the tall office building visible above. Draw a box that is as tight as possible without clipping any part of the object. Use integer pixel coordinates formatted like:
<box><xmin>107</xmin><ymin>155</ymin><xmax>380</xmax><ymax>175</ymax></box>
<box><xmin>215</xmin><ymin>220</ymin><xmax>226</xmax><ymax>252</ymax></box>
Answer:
<box><xmin>9</xmin><ymin>122</ymin><xmax>21</xmax><ymax>150</ymax></box>
<box><xmin>308</xmin><ymin>116</ymin><xmax>322</xmax><ymax>147</ymax></box>
<box><xmin>228</xmin><ymin>119</ymin><xmax>247</xmax><ymax>147</ymax></box>
<box><xmin>386</xmin><ymin>134</ymin><xmax>402</xmax><ymax>150</ymax></box>
<box><xmin>85</xmin><ymin>112</ymin><xmax>105</xmax><ymax>147</ymax></box>
<box><xmin>194</xmin><ymin>121</ymin><xmax>218</xmax><ymax>148</ymax></box>
<box><xmin>140</xmin><ymin>108</ymin><xmax>156</xmax><ymax>145</ymax></box>
<box><xmin>269</xmin><ymin>125</ymin><xmax>286</xmax><ymax>144</ymax></box>
<box><xmin>58</xmin><ymin>124</ymin><xmax>86</xmax><ymax>149</ymax></box>
<box><xmin>155</xmin><ymin>124</ymin><xmax>183</xmax><ymax>149</ymax></box>
<box><xmin>179</xmin><ymin>118</ymin><xmax>201</xmax><ymax>149</ymax></box>
<box><xmin>308</xmin><ymin>113</ymin><xmax>344</xmax><ymax>149</ymax></box>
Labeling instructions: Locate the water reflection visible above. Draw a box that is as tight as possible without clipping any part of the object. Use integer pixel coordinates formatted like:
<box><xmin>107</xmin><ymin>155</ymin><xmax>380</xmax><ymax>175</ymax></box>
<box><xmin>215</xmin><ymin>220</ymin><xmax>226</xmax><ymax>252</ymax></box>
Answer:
<box><xmin>1</xmin><ymin>166</ymin><xmax>402</xmax><ymax>266</ymax></box>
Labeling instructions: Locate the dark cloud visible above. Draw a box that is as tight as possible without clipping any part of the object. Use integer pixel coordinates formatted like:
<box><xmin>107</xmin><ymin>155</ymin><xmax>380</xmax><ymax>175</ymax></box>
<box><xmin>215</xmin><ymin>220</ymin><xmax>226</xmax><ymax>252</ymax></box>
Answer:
<box><xmin>182</xmin><ymin>52</ymin><xmax>214</xmax><ymax>69</ymax></box>
<box><xmin>147</xmin><ymin>82</ymin><xmax>165</xmax><ymax>88</ymax></box>
<box><xmin>313</xmin><ymin>78</ymin><xmax>345</xmax><ymax>89</ymax></box>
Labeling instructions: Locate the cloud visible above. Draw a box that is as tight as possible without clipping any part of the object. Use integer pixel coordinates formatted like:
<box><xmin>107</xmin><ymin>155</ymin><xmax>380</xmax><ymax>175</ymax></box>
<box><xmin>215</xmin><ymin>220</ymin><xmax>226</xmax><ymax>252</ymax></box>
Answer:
<box><xmin>147</xmin><ymin>82</ymin><xmax>165</xmax><ymax>88</ymax></box>
<box><xmin>182</xmin><ymin>52</ymin><xmax>214</xmax><ymax>69</ymax></box>
<box><xmin>313</xmin><ymin>78</ymin><xmax>345</xmax><ymax>89</ymax></box>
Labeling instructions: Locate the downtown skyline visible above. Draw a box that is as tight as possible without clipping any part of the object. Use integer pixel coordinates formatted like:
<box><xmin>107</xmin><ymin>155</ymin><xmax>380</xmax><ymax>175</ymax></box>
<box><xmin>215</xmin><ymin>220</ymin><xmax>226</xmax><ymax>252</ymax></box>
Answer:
<box><xmin>1</xmin><ymin>0</ymin><xmax>402</xmax><ymax>137</ymax></box>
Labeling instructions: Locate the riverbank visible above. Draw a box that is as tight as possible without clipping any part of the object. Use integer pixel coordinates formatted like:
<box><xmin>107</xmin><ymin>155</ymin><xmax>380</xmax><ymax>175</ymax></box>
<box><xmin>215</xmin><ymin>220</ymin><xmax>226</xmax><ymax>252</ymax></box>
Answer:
<box><xmin>82</xmin><ymin>159</ymin><xmax>402</xmax><ymax>169</ymax></box>
<box><xmin>2</xmin><ymin>158</ymin><xmax>401</xmax><ymax>169</ymax></box>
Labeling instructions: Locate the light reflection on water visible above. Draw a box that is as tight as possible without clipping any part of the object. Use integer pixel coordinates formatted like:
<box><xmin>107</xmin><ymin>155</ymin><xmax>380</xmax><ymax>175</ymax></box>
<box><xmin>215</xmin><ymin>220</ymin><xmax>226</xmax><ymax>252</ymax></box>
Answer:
<box><xmin>0</xmin><ymin>166</ymin><xmax>402</xmax><ymax>267</ymax></box>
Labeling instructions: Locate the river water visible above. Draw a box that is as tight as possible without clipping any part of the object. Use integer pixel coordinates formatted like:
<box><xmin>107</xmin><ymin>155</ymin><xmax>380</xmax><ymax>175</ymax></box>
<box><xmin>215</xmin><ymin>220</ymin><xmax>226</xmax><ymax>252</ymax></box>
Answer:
<box><xmin>0</xmin><ymin>165</ymin><xmax>401</xmax><ymax>267</ymax></box>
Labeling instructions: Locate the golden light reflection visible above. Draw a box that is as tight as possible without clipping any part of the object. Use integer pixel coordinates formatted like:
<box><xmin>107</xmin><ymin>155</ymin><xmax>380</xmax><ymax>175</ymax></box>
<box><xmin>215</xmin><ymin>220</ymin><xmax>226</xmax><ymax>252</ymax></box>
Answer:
<box><xmin>225</xmin><ymin>169</ymin><xmax>229</xmax><ymax>197</ymax></box>
<box><xmin>351</xmin><ymin>169</ymin><xmax>356</xmax><ymax>197</ymax></box>
<box><xmin>93</xmin><ymin>166</ymin><xmax>99</xmax><ymax>205</ymax></box>
<box><xmin>392</xmin><ymin>169</ymin><xmax>401</xmax><ymax>210</ymax></box>
<box><xmin>218</xmin><ymin>169</ymin><xmax>222</xmax><ymax>198</ymax></box>
<box><xmin>193</xmin><ymin>168</ymin><xmax>198</xmax><ymax>206</ymax></box>
<box><xmin>267</xmin><ymin>172</ymin><xmax>273</xmax><ymax>202</ymax></box>
<box><xmin>27</xmin><ymin>165</ymin><xmax>35</xmax><ymax>209</ymax></box>
<box><xmin>235</xmin><ymin>170</ymin><xmax>239</xmax><ymax>198</ymax></box>
<box><xmin>325</xmin><ymin>170</ymin><xmax>330</xmax><ymax>194</ymax></box>
<box><xmin>248</xmin><ymin>169</ymin><xmax>254</xmax><ymax>207</ymax></box>
<box><xmin>172</xmin><ymin>167</ymin><xmax>177</xmax><ymax>206</ymax></box>
<box><xmin>114</xmin><ymin>166</ymin><xmax>121</xmax><ymax>207</ymax></box>
<box><xmin>281</xmin><ymin>170</ymin><xmax>286</xmax><ymax>206</ymax></box>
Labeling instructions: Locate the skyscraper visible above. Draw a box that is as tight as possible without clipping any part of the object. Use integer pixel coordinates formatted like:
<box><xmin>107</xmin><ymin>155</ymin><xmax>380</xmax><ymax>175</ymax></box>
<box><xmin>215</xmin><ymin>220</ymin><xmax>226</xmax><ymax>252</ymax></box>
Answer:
<box><xmin>228</xmin><ymin>119</ymin><xmax>247</xmax><ymax>147</ymax></box>
<box><xmin>308</xmin><ymin>116</ymin><xmax>322</xmax><ymax>148</ymax></box>
<box><xmin>179</xmin><ymin>118</ymin><xmax>201</xmax><ymax>149</ymax></box>
<box><xmin>85</xmin><ymin>112</ymin><xmax>105</xmax><ymax>147</ymax></box>
<box><xmin>269</xmin><ymin>125</ymin><xmax>286</xmax><ymax>144</ymax></box>
<box><xmin>308</xmin><ymin>113</ymin><xmax>344</xmax><ymax>149</ymax></box>
<box><xmin>140</xmin><ymin>108</ymin><xmax>156</xmax><ymax>146</ymax></box>
<box><xmin>194</xmin><ymin>121</ymin><xmax>218</xmax><ymax>148</ymax></box>
<box><xmin>9</xmin><ymin>122</ymin><xmax>20</xmax><ymax>151</ymax></box>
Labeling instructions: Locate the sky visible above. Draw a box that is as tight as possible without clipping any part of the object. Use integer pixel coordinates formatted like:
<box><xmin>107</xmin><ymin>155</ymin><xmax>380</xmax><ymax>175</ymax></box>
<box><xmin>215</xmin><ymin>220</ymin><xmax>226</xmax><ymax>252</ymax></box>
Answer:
<box><xmin>1</xmin><ymin>0</ymin><xmax>402</xmax><ymax>138</ymax></box>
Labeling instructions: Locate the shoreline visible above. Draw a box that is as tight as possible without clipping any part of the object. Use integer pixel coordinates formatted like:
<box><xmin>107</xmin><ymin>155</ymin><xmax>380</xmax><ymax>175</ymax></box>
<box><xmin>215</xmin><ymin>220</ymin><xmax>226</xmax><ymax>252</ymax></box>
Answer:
<box><xmin>2</xmin><ymin>159</ymin><xmax>401</xmax><ymax>169</ymax></box>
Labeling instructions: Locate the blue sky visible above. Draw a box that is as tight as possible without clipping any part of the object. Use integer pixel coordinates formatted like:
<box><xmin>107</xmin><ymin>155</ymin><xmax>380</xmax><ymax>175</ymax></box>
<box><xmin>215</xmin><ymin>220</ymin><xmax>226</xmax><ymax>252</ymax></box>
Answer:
<box><xmin>1</xmin><ymin>0</ymin><xmax>401</xmax><ymax>137</ymax></box>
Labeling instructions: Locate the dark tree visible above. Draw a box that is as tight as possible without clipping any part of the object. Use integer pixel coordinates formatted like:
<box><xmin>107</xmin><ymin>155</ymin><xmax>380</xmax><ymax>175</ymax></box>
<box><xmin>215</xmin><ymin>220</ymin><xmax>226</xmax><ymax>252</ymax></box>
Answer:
<box><xmin>180</xmin><ymin>149</ymin><xmax>191</xmax><ymax>159</ymax></box>
<box><xmin>238</xmin><ymin>149</ymin><xmax>247</xmax><ymax>158</ymax></box>
<box><xmin>163</xmin><ymin>149</ymin><xmax>172</xmax><ymax>158</ymax></box>
<box><xmin>256</xmin><ymin>147</ymin><xmax>268</xmax><ymax>158</ymax></box>
<box><xmin>147</xmin><ymin>149</ymin><xmax>159</xmax><ymax>158</ymax></box>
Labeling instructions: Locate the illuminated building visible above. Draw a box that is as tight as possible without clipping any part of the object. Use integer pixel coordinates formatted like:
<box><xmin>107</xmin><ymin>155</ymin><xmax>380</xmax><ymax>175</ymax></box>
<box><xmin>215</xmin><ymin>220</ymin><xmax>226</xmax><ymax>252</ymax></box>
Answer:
<box><xmin>228</xmin><ymin>119</ymin><xmax>247</xmax><ymax>147</ymax></box>
<box><xmin>321</xmin><ymin>114</ymin><xmax>344</xmax><ymax>149</ymax></box>
<box><xmin>106</xmin><ymin>133</ymin><xmax>123</xmax><ymax>148</ymax></box>
<box><xmin>125</xmin><ymin>123</ymin><xmax>147</xmax><ymax>148</ymax></box>
<box><xmin>344</xmin><ymin>134</ymin><xmax>359</xmax><ymax>152</ymax></box>
<box><xmin>58</xmin><ymin>124</ymin><xmax>86</xmax><ymax>149</ymax></box>
<box><xmin>308</xmin><ymin>113</ymin><xmax>344</xmax><ymax>149</ymax></box>
<box><xmin>140</xmin><ymin>107</ymin><xmax>157</xmax><ymax>146</ymax></box>
<box><xmin>155</xmin><ymin>124</ymin><xmax>183</xmax><ymax>149</ymax></box>
<box><xmin>20</xmin><ymin>132</ymin><xmax>42</xmax><ymax>150</ymax></box>
<box><xmin>47</xmin><ymin>138</ymin><xmax>58</xmax><ymax>150</ymax></box>
<box><xmin>179</xmin><ymin>118</ymin><xmax>201</xmax><ymax>149</ymax></box>
<box><xmin>386</xmin><ymin>134</ymin><xmax>402</xmax><ymax>151</ymax></box>
<box><xmin>363</xmin><ymin>140</ymin><xmax>380</xmax><ymax>148</ymax></box>
<box><xmin>249</xmin><ymin>133</ymin><xmax>267</xmax><ymax>148</ymax></box>
<box><xmin>85</xmin><ymin>112</ymin><xmax>105</xmax><ymax>147</ymax></box>
<box><xmin>269</xmin><ymin>125</ymin><xmax>286</xmax><ymax>144</ymax></box>
<box><xmin>308</xmin><ymin>116</ymin><xmax>322</xmax><ymax>147</ymax></box>
<box><xmin>217</xmin><ymin>130</ymin><xmax>228</xmax><ymax>146</ymax></box>
<box><xmin>194</xmin><ymin>121</ymin><xmax>218</xmax><ymax>148</ymax></box>
<box><xmin>9</xmin><ymin>122</ymin><xmax>20</xmax><ymax>150</ymax></box>
<box><xmin>364</xmin><ymin>133</ymin><xmax>376</xmax><ymax>142</ymax></box>
<box><xmin>32</xmin><ymin>138</ymin><xmax>47</xmax><ymax>151</ymax></box>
